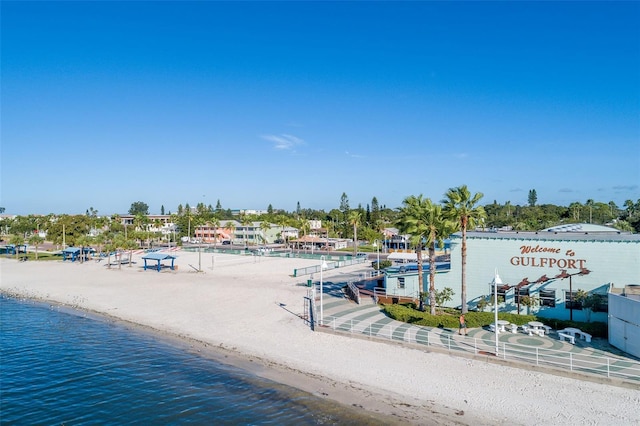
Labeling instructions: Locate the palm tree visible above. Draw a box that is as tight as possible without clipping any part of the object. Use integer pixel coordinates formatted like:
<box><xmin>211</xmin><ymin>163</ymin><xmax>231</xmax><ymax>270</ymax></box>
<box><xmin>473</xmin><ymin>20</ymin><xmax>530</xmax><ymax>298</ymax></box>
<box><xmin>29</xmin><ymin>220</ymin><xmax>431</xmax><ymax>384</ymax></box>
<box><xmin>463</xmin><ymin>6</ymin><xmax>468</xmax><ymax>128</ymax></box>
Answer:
<box><xmin>586</xmin><ymin>199</ymin><xmax>595</xmax><ymax>223</ymax></box>
<box><xmin>75</xmin><ymin>235</ymin><xmax>91</xmax><ymax>263</ymax></box>
<box><xmin>396</xmin><ymin>195</ymin><xmax>429</xmax><ymax>311</ymax></box>
<box><xmin>443</xmin><ymin>185</ymin><xmax>486</xmax><ymax>314</ymax></box>
<box><xmin>259</xmin><ymin>220</ymin><xmax>271</xmax><ymax>245</ymax></box>
<box><xmin>424</xmin><ymin>202</ymin><xmax>457</xmax><ymax>315</ymax></box>
<box><xmin>28</xmin><ymin>234</ymin><xmax>44</xmax><ymax>260</ymax></box>
<box><xmin>275</xmin><ymin>215</ymin><xmax>289</xmax><ymax>247</ymax></box>
<box><xmin>9</xmin><ymin>234</ymin><xmax>25</xmax><ymax>260</ymax></box>
<box><xmin>210</xmin><ymin>216</ymin><xmax>220</xmax><ymax>246</ymax></box>
<box><xmin>226</xmin><ymin>221</ymin><xmax>236</xmax><ymax>245</ymax></box>
<box><xmin>348</xmin><ymin>210</ymin><xmax>362</xmax><ymax>256</ymax></box>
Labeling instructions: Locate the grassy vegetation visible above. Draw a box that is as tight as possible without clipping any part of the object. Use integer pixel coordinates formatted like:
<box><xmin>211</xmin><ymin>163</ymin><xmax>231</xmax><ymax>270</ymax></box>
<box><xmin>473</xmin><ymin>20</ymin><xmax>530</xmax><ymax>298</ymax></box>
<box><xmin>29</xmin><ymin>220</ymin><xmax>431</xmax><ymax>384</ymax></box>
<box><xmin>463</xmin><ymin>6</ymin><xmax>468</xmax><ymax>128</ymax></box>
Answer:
<box><xmin>3</xmin><ymin>252</ymin><xmax>62</xmax><ymax>261</ymax></box>
<box><xmin>382</xmin><ymin>303</ymin><xmax>608</xmax><ymax>337</ymax></box>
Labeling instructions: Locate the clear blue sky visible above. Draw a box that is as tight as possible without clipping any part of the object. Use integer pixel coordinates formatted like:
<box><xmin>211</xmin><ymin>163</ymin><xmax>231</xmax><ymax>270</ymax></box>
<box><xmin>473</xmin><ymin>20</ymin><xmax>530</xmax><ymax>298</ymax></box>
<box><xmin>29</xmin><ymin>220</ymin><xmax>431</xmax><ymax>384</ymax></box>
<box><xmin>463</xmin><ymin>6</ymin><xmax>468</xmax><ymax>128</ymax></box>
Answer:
<box><xmin>2</xmin><ymin>1</ymin><xmax>639</xmax><ymax>216</ymax></box>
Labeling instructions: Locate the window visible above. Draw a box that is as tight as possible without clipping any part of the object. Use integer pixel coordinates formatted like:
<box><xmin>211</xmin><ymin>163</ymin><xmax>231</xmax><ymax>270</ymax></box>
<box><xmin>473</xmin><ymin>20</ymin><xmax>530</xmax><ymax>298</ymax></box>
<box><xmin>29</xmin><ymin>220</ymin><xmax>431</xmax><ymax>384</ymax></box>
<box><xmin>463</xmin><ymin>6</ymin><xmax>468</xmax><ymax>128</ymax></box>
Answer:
<box><xmin>539</xmin><ymin>289</ymin><xmax>556</xmax><ymax>307</ymax></box>
<box><xmin>397</xmin><ymin>277</ymin><xmax>405</xmax><ymax>289</ymax></box>
<box><xmin>491</xmin><ymin>286</ymin><xmax>506</xmax><ymax>301</ymax></box>
<box><xmin>514</xmin><ymin>288</ymin><xmax>529</xmax><ymax>305</ymax></box>
<box><xmin>564</xmin><ymin>291</ymin><xmax>582</xmax><ymax>310</ymax></box>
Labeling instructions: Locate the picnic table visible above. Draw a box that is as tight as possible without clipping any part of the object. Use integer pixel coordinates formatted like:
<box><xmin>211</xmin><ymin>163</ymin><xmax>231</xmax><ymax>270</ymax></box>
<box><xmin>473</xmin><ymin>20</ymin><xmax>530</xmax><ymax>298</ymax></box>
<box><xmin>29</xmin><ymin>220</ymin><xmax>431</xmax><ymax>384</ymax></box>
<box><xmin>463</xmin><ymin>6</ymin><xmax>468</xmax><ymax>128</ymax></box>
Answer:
<box><xmin>490</xmin><ymin>320</ymin><xmax>510</xmax><ymax>333</ymax></box>
<box><xmin>559</xmin><ymin>327</ymin><xmax>592</xmax><ymax>343</ymax></box>
<box><xmin>527</xmin><ymin>321</ymin><xmax>546</xmax><ymax>336</ymax></box>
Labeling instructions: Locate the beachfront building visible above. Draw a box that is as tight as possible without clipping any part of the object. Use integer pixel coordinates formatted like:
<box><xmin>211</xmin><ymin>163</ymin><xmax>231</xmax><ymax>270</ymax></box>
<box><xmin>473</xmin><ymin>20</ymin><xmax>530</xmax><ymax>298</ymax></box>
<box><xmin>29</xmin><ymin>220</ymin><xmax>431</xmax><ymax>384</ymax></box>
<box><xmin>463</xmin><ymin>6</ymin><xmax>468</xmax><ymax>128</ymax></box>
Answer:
<box><xmin>194</xmin><ymin>220</ymin><xmax>284</xmax><ymax>245</ymax></box>
<box><xmin>118</xmin><ymin>214</ymin><xmax>176</xmax><ymax>236</ymax></box>
<box><xmin>382</xmin><ymin>224</ymin><xmax>640</xmax><ymax>323</ymax></box>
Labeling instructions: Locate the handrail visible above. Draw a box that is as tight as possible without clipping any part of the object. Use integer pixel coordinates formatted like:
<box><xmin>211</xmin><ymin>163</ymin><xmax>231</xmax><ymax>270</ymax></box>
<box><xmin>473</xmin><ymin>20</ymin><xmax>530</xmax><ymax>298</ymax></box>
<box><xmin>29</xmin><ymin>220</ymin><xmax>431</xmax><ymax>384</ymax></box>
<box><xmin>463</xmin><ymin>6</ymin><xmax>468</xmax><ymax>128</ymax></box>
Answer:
<box><xmin>315</xmin><ymin>315</ymin><xmax>640</xmax><ymax>383</ymax></box>
<box><xmin>345</xmin><ymin>281</ymin><xmax>361</xmax><ymax>304</ymax></box>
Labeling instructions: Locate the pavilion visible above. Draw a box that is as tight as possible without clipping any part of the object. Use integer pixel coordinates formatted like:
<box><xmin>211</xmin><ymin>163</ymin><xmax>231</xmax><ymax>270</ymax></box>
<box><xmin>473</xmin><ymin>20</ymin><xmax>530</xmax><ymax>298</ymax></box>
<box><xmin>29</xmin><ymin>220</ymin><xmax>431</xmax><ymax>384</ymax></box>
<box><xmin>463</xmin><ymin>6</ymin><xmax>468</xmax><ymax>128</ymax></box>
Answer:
<box><xmin>142</xmin><ymin>252</ymin><xmax>177</xmax><ymax>272</ymax></box>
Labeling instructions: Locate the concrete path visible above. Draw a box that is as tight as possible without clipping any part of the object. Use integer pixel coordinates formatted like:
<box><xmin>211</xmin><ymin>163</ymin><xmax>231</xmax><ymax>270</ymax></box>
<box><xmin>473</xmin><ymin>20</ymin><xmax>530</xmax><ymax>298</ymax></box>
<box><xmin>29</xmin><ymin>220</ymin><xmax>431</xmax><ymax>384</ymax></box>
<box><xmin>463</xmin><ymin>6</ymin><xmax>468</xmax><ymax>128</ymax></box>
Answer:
<box><xmin>315</xmin><ymin>280</ymin><xmax>640</xmax><ymax>384</ymax></box>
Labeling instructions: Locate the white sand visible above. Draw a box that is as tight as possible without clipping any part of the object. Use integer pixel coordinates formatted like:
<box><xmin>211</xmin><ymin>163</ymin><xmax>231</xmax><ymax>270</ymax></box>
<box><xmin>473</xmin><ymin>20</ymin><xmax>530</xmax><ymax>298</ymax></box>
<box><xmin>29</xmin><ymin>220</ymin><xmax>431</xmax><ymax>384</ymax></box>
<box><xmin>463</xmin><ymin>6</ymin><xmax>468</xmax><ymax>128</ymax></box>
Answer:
<box><xmin>1</xmin><ymin>251</ymin><xmax>639</xmax><ymax>425</ymax></box>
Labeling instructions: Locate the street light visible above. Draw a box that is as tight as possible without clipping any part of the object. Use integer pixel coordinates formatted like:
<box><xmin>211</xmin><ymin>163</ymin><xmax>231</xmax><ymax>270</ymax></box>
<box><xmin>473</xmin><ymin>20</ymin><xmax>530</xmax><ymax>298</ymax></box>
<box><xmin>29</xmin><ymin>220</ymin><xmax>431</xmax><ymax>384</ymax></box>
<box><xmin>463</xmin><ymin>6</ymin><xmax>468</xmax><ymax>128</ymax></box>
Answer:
<box><xmin>373</xmin><ymin>240</ymin><xmax>380</xmax><ymax>272</ymax></box>
<box><xmin>319</xmin><ymin>255</ymin><xmax>329</xmax><ymax>325</ymax></box>
<box><xmin>491</xmin><ymin>269</ymin><xmax>503</xmax><ymax>356</ymax></box>
<box><xmin>555</xmin><ymin>268</ymin><xmax>591</xmax><ymax>321</ymax></box>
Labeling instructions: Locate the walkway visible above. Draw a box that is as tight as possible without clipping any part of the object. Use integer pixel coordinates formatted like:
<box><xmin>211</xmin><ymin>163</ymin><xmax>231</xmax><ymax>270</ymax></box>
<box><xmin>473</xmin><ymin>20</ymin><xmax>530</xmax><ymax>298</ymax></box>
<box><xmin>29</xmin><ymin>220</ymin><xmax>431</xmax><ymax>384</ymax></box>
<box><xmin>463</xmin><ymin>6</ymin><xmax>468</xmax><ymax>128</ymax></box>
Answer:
<box><xmin>313</xmin><ymin>280</ymin><xmax>640</xmax><ymax>385</ymax></box>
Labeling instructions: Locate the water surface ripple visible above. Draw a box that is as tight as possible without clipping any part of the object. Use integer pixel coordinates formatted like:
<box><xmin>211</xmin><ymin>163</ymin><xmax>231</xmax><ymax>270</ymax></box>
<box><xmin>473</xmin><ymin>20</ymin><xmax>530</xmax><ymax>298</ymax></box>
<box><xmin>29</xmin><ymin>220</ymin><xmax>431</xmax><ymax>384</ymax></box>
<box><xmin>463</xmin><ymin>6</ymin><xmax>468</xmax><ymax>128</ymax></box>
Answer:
<box><xmin>0</xmin><ymin>295</ymin><xmax>382</xmax><ymax>425</ymax></box>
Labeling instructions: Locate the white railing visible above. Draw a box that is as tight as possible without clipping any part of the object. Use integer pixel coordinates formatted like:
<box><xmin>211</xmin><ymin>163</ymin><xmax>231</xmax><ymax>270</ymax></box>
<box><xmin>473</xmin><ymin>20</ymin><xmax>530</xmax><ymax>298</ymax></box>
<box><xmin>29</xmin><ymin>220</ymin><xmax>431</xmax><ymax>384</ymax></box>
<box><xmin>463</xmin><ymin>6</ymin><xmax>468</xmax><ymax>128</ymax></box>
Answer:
<box><xmin>316</xmin><ymin>316</ymin><xmax>640</xmax><ymax>383</ymax></box>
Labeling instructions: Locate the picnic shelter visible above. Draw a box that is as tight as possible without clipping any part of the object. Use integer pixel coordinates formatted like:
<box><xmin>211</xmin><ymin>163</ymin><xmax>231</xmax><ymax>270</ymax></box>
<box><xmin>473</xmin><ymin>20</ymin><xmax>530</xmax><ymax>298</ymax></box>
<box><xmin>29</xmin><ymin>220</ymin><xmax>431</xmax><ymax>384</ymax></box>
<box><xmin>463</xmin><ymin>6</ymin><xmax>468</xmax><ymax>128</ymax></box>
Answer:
<box><xmin>142</xmin><ymin>252</ymin><xmax>177</xmax><ymax>271</ymax></box>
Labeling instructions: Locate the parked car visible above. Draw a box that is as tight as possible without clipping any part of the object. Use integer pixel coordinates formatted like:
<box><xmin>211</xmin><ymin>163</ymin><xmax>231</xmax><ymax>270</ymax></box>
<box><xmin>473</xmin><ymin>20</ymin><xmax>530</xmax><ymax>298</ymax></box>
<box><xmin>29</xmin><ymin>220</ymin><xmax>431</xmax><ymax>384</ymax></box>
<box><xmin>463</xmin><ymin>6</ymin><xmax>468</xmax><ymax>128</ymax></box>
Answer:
<box><xmin>222</xmin><ymin>240</ymin><xmax>231</xmax><ymax>245</ymax></box>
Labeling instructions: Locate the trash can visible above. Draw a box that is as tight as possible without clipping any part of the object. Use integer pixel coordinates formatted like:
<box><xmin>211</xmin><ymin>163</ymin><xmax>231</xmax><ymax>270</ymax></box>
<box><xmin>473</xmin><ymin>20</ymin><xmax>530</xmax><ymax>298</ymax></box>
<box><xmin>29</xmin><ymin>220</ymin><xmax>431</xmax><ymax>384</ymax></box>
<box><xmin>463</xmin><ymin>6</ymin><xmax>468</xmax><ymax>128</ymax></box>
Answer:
<box><xmin>307</xmin><ymin>279</ymin><xmax>312</xmax><ymax>287</ymax></box>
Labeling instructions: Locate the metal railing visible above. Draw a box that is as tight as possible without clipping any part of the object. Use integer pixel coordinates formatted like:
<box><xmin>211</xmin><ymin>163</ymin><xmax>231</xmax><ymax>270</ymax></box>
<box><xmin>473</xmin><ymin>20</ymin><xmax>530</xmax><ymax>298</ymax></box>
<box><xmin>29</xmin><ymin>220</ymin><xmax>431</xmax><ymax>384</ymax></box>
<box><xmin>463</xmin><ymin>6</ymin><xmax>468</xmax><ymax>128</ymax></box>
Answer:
<box><xmin>345</xmin><ymin>281</ymin><xmax>361</xmax><ymax>304</ymax></box>
<box><xmin>316</xmin><ymin>316</ymin><xmax>640</xmax><ymax>383</ymax></box>
<box><xmin>293</xmin><ymin>257</ymin><xmax>368</xmax><ymax>277</ymax></box>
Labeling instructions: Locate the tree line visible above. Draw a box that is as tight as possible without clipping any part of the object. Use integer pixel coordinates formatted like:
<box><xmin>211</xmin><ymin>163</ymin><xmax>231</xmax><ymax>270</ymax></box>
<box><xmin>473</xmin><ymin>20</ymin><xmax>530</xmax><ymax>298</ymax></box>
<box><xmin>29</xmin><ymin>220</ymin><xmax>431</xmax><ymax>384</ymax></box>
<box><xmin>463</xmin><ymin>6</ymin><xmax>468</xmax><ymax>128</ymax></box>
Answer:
<box><xmin>3</xmin><ymin>188</ymin><xmax>638</xmax><ymax>314</ymax></box>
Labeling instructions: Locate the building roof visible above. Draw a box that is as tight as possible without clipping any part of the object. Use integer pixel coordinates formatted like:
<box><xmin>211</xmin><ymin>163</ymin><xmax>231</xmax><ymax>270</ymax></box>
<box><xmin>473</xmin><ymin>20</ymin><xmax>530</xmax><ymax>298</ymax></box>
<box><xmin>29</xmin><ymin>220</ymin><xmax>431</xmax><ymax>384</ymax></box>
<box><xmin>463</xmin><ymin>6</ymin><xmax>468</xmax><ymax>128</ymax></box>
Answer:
<box><xmin>456</xmin><ymin>224</ymin><xmax>640</xmax><ymax>242</ymax></box>
<box><xmin>142</xmin><ymin>252</ymin><xmax>177</xmax><ymax>261</ymax></box>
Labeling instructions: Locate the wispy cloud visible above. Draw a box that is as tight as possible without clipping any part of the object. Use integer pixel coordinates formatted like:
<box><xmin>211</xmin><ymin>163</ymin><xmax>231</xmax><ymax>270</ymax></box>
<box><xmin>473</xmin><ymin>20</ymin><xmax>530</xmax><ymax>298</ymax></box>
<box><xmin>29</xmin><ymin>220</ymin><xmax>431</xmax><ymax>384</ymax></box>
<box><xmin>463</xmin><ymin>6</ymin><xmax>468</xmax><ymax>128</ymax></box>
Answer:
<box><xmin>261</xmin><ymin>134</ymin><xmax>304</xmax><ymax>150</ymax></box>
<box><xmin>509</xmin><ymin>188</ymin><xmax>524</xmax><ymax>193</ymax></box>
<box><xmin>612</xmin><ymin>184</ymin><xmax>639</xmax><ymax>191</ymax></box>
<box><xmin>558</xmin><ymin>188</ymin><xmax>574</xmax><ymax>193</ymax></box>
<box><xmin>345</xmin><ymin>150</ymin><xmax>365</xmax><ymax>159</ymax></box>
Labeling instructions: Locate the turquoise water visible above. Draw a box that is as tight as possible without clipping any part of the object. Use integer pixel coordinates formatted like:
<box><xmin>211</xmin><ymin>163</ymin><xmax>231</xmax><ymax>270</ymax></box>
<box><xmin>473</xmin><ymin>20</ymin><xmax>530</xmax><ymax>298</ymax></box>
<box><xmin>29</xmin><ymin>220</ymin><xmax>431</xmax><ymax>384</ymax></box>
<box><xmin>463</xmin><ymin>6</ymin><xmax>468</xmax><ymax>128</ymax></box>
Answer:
<box><xmin>0</xmin><ymin>295</ymin><xmax>382</xmax><ymax>425</ymax></box>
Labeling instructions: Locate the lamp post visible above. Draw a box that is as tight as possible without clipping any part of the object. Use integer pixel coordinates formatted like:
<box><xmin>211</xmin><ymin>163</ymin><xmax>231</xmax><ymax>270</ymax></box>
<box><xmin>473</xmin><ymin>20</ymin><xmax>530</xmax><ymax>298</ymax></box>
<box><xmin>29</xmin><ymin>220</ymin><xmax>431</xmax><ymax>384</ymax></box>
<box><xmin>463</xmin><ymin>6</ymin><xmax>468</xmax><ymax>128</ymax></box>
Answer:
<box><xmin>491</xmin><ymin>269</ymin><xmax>502</xmax><ymax>356</ymax></box>
<box><xmin>555</xmin><ymin>268</ymin><xmax>591</xmax><ymax>321</ymax></box>
<box><xmin>319</xmin><ymin>255</ymin><xmax>328</xmax><ymax>325</ymax></box>
<box><xmin>373</xmin><ymin>240</ymin><xmax>380</xmax><ymax>271</ymax></box>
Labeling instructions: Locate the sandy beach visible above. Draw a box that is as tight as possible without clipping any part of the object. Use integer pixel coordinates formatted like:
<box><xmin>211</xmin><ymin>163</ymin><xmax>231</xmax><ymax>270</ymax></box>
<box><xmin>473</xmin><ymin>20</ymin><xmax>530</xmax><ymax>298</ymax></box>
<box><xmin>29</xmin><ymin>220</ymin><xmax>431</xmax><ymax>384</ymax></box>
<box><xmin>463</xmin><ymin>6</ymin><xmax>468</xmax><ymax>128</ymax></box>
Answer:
<box><xmin>1</xmin><ymin>250</ymin><xmax>638</xmax><ymax>425</ymax></box>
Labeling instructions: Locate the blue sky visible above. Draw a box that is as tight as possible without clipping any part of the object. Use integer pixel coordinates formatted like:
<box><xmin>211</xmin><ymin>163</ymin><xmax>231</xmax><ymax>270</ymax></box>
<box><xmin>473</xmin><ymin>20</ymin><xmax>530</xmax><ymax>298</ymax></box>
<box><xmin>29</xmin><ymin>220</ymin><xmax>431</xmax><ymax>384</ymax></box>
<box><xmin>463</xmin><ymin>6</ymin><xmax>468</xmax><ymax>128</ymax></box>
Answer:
<box><xmin>2</xmin><ymin>1</ymin><xmax>639</xmax><ymax>216</ymax></box>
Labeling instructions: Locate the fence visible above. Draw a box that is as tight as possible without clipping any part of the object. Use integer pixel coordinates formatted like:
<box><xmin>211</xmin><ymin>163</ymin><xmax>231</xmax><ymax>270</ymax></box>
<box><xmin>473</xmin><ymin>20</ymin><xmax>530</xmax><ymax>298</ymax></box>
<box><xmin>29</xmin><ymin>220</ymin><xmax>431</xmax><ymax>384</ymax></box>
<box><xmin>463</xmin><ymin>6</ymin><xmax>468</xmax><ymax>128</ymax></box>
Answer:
<box><xmin>293</xmin><ymin>256</ymin><xmax>368</xmax><ymax>277</ymax></box>
<box><xmin>316</xmin><ymin>315</ymin><xmax>640</xmax><ymax>383</ymax></box>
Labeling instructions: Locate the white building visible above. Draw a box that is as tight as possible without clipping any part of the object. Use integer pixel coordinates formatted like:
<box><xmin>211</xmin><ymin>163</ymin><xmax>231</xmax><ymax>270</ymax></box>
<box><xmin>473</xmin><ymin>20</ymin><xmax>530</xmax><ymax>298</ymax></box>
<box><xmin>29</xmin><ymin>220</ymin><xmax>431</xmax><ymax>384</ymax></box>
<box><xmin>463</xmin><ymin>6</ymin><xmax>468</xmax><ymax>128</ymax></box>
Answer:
<box><xmin>384</xmin><ymin>224</ymin><xmax>640</xmax><ymax>323</ymax></box>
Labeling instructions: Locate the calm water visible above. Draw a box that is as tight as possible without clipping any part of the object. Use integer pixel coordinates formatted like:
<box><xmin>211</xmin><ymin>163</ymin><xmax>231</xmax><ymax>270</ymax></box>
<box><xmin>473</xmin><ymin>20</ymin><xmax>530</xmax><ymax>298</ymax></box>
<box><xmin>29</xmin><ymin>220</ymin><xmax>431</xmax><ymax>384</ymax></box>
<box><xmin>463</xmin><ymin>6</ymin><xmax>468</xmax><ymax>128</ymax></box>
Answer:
<box><xmin>0</xmin><ymin>295</ymin><xmax>382</xmax><ymax>425</ymax></box>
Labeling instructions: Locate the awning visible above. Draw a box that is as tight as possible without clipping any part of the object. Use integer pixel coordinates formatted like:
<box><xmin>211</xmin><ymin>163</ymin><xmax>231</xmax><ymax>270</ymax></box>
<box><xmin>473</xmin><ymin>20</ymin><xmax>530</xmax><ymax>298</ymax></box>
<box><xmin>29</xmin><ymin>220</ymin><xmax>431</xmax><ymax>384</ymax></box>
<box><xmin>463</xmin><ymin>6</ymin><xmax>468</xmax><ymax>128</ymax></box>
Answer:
<box><xmin>387</xmin><ymin>252</ymin><xmax>417</xmax><ymax>261</ymax></box>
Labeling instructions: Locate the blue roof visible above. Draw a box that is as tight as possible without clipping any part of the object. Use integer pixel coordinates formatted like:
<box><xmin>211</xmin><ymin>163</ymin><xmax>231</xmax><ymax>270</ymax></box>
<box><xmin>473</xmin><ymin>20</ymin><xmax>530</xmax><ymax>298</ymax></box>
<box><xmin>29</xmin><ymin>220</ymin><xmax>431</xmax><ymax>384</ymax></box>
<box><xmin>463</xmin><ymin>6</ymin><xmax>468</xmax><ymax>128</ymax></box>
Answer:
<box><xmin>62</xmin><ymin>247</ymin><xmax>81</xmax><ymax>254</ymax></box>
<box><xmin>142</xmin><ymin>252</ymin><xmax>176</xmax><ymax>261</ymax></box>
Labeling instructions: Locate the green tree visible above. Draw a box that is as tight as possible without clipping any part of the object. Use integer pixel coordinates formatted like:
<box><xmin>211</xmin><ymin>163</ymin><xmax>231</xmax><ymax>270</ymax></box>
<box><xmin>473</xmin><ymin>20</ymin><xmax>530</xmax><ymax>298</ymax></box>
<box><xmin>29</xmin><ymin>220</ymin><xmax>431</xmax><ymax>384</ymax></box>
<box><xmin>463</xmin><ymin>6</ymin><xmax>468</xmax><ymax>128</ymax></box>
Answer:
<box><xmin>210</xmin><ymin>216</ymin><xmax>221</xmax><ymax>246</ymax></box>
<box><xmin>129</xmin><ymin>201</ymin><xmax>149</xmax><ymax>215</ymax></box>
<box><xmin>586</xmin><ymin>199</ymin><xmax>595</xmax><ymax>223</ymax></box>
<box><xmin>260</xmin><ymin>220</ymin><xmax>271</xmax><ymax>244</ymax></box>
<box><xmin>443</xmin><ymin>185</ymin><xmax>486</xmax><ymax>314</ymax></box>
<box><xmin>396</xmin><ymin>195</ymin><xmax>430</xmax><ymax>311</ymax></box>
<box><xmin>434</xmin><ymin>287</ymin><xmax>454</xmax><ymax>309</ymax></box>
<box><xmin>348</xmin><ymin>210</ymin><xmax>362</xmax><ymax>256</ymax></box>
<box><xmin>423</xmin><ymin>201</ymin><xmax>457</xmax><ymax>315</ymax></box>
<box><xmin>28</xmin><ymin>234</ymin><xmax>44</xmax><ymax>260</ymax></box>
<box><xmin>75</xmin><ymin>235</ymin><xmax>91</xmax><ymax>263</ymax></box>
<box><xmin>528</xmin><ymin>189</ymin><xmax>537</xmax><ymax>207</ymax></box>
<box><xmin>9</xmin><ymin>234</ymin><xmax>25</xmax><ymax>259</ymax></box>
<box><xmin>339</xmin><ymin>193</ymin><xmax>350</xmax><ymax>237</ymax></box>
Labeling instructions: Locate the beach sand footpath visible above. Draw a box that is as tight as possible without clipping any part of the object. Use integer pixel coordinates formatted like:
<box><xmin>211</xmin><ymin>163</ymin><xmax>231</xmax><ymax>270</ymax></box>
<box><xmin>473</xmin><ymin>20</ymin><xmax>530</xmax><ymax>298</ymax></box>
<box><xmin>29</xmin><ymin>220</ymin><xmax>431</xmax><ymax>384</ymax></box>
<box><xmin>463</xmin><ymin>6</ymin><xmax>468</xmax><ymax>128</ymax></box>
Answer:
<box><xmin>1</xmin><ymin>252</ymin><xmax>639</xmax><ymax>425</ymax></box>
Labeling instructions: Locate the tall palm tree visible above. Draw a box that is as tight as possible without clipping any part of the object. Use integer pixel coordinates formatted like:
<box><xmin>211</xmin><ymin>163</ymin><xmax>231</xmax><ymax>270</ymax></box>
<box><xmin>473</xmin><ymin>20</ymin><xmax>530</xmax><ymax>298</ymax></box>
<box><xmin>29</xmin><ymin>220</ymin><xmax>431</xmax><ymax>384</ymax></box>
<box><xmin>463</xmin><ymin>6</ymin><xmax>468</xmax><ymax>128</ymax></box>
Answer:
<box><xmin>443</xmin><ymin>185</ymin><xmax>486</xmax><ymax>314</ymax></box>
<box><xmin>210</xmin><ymin>216</ymin><xmax>220</xmax><ymax>246</ymax></box>
<box><xmin>396</xmin><ymin>195</ymin><xmax>429</xmax><ymax>311</ymax></box>
<box><xmin>275</xmin><ymin>215</ymin><xmax>289</xmax><ymax>247</ymax></box>
<box><xmin>348</xmin><ymin>210</ymin><xmax>362</xmax><ymax>256</ymax></box>
<box><xmin>424</xmin><ymin>202</ymin><xmax>457</xmax><ymax>315</ymax></box>
<box><xmin>586</xmin><ymin>199</ymin><xmax>595</xmax><ymax>223</ymax></box>
<box><xmin>226</xmin><ymin>221</ymin><xmax>236</xmax><ymax>245</ymax></box>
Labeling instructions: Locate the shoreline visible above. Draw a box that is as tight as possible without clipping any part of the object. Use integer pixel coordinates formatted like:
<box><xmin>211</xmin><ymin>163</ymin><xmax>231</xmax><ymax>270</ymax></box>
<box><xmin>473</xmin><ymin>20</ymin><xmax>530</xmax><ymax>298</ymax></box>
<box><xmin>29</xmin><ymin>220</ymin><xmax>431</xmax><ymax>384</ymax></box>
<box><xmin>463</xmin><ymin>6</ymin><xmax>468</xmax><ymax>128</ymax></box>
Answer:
<box><xmin>2</xmin><ymin>253</ymin><xmax>639</xmax><ymax>425</ymax></box>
